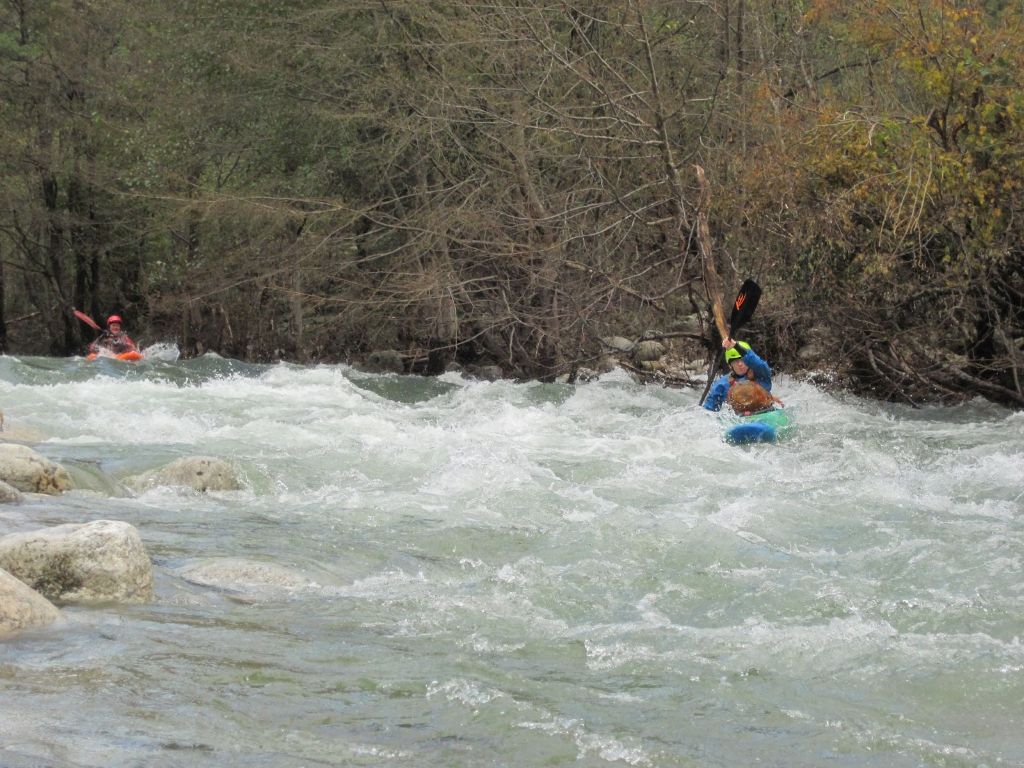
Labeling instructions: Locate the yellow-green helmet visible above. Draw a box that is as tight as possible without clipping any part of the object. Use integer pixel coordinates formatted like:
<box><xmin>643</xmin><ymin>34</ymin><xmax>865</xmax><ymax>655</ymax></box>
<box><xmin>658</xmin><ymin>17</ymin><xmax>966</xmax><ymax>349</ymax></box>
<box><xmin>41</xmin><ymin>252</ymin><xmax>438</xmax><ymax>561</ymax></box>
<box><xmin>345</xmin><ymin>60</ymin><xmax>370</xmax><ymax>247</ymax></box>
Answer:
<box><xmin>724</xmin><ymin>341</ymin><xmax>751</xmax><ymax>363</ymax></box>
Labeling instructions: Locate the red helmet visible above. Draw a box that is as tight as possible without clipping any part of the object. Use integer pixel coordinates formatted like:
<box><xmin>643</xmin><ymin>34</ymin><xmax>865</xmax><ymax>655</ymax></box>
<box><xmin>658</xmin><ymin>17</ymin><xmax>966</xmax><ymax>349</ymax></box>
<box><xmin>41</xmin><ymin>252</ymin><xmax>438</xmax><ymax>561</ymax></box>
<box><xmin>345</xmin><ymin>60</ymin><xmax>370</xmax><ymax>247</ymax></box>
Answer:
<box><xmin>107</xmin><ymin>315</ymin><xmax>123</xmax><ymax>326</ymax></box>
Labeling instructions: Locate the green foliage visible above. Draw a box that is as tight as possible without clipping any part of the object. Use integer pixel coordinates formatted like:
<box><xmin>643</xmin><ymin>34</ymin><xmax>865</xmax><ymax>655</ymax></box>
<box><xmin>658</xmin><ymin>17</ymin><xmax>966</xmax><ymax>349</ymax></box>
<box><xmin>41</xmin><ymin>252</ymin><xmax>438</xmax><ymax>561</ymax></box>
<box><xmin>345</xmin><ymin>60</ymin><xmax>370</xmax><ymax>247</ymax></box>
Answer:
<box><xmin>766</xmin><ymin>1</ymin><xmax>1023</xmax><ymax>403</ymax></box>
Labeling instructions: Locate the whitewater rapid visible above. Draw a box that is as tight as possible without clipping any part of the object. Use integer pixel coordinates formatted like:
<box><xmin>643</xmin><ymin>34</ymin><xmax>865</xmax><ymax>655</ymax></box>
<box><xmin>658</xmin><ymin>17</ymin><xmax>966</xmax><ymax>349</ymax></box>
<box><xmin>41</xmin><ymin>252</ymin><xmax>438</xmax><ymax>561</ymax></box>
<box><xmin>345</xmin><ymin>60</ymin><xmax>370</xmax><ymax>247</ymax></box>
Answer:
<box><xmin>1</xmin><ymin>354</ymin><xmax>1021</xmax><ymax>767</ymax></box>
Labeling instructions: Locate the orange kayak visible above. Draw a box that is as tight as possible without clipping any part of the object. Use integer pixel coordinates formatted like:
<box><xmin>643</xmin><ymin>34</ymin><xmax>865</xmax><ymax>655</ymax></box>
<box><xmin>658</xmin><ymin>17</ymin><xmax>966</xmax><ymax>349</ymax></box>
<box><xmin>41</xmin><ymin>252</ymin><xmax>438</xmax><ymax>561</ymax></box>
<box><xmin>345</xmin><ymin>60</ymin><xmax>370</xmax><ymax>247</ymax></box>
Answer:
<box><xmin>87</xmin><ymin>350</ymin><xmax>143</xmax><ymax>361</ymax></box>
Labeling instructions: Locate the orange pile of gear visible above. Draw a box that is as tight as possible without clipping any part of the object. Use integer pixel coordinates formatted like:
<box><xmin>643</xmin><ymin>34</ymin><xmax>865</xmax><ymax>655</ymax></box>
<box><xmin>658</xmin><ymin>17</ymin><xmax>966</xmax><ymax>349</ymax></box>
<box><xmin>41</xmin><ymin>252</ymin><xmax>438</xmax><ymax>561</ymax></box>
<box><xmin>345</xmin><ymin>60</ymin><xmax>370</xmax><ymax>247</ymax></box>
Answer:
<box><xmin>726</xmin><ymin>381</ymin><xmax>775</xmax><ymax>416</ymax></box>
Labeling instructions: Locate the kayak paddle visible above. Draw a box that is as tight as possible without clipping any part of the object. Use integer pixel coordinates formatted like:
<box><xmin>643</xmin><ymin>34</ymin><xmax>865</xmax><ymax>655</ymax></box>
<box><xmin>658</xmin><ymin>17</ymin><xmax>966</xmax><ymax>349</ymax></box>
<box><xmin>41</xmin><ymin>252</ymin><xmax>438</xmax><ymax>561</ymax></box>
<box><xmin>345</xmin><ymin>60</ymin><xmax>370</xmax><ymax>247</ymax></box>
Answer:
<box><xmin>72</xmin><ymin>309</ymin><xmax>102</xmax><ymax>332</ymax></box>
<box><xmin>698</xmin><ymin>279</ymin><xmax>761</xmax><ymax>406</ymax></box>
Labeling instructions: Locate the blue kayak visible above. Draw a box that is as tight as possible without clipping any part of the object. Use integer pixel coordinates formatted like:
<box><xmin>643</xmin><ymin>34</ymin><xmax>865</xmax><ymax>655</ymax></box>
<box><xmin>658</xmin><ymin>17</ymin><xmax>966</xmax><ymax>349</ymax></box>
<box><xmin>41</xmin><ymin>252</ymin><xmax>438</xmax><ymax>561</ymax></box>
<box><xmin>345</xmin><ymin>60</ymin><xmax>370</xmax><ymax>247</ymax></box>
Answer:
<box><xmin>724</xmin><ymin>408</ymin><xmax>794</xmax><ymax>445</ymax></box>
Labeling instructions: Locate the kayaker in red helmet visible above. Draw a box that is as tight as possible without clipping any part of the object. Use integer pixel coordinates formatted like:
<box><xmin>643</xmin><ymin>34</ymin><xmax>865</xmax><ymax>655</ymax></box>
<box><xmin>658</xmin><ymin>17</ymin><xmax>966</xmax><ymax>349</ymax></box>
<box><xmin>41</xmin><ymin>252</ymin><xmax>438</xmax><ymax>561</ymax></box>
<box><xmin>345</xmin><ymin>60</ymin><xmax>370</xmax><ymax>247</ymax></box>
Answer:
<box><xmin>88</xmin><ymin>315</ymin><xmax>138</xmax><ymax>356</ymax></box>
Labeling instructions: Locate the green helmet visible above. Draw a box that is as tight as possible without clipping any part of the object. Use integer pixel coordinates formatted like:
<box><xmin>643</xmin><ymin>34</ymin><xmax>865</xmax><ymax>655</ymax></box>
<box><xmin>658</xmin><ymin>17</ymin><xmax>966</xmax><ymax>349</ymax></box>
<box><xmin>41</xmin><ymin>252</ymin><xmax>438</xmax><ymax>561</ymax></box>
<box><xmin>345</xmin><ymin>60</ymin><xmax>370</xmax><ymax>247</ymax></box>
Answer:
<box><xmin>724</xmin><ymin>341</ymin><xmax>751</xmax><ymax>363</ymax></box>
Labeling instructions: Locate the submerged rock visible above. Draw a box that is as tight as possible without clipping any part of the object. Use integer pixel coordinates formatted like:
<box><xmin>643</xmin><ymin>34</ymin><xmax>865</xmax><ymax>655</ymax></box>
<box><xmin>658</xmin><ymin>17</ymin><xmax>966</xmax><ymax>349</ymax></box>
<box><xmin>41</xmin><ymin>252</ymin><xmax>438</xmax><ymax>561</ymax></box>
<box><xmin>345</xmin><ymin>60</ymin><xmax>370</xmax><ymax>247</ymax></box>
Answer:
<box><xmin>361</xmin><ymin>349</ymin><xmax>405</xmax><ymax>374</ymax></box>
<box><xmin>128</xmin><ymin>456</ymin><xmax>243</xmax><ymax>493</ymax></box>
<box><xmin>0</xmin><ymin>567</ymin><xmax>61</xmax><ymax>637</ymax></box>
<box><xmin>467</xmin><ymin>364</ymin><xmax>504</xmax><ymax>381</ymax></box>
<box><xmin>638</xmin><ymin>359</ymin><xmax>666</xmax><ymax>372</ymax></box>
<box><xmin>0</xmin><ymin>520</ymin><xmax>153</xmax><ymax>604</ymax></box>
<box><xmin>0</xmin><ymin>416</ymin><xmax>46</xmax><ymax>443</ymax></box>
<box><xmin>0</xmin><ymin>480</ymin><xmax>23</xmax><ymax>504</ymax></box>
<box><xmin>180</xmin><ymin>558</ymin><xmax>314</xmax><ymax>595</ymax></box>
<box><xmin>0</xmin><ymin>444</ymin><xmax>72</xmax><ymax>495</ymax></box>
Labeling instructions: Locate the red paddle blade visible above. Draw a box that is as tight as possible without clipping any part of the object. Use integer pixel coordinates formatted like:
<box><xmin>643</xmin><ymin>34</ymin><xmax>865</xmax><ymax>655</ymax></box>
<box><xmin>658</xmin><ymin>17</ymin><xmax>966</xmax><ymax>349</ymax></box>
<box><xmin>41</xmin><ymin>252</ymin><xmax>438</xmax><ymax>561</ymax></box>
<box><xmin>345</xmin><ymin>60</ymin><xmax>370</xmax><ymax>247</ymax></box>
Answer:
<box><xmin>73</xmin><ymin>309</ymin><xmax>101</xmax><ymax>331</ymax></box>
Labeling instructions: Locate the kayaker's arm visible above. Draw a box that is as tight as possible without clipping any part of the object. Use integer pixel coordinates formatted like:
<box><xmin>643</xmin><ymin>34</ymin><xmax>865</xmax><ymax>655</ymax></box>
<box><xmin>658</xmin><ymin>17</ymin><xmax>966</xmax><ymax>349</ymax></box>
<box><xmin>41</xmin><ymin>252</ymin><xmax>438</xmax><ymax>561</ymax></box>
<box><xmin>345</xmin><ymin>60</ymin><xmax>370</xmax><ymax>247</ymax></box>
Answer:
<box><xmin>703</xmin><ymin>377</ymin><xmax>728</xmax><ymax>411</ymax></box>
<box><xmin>741</xmin><ymin>348</ymin><xmax>773</xmax><ymax>390</ymax></box>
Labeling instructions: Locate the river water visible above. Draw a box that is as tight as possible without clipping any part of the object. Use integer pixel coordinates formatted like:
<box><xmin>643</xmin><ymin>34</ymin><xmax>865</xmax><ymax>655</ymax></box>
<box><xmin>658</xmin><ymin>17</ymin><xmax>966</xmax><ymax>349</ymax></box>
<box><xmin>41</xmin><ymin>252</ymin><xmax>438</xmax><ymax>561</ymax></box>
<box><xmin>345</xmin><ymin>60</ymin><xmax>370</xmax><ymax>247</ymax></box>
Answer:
<box><xmin>0</xmin><ymin>352</ymin><xmax>1021</xmax><ymax>768</ymax></box>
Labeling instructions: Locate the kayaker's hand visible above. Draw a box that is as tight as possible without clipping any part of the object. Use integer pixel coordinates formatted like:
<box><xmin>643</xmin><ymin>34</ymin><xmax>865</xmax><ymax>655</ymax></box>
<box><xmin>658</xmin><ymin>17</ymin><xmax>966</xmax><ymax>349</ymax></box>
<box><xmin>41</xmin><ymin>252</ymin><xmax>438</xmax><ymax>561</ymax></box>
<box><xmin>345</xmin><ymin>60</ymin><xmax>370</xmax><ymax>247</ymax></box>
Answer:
<box><xmin>722</xmin><ymin>337</ymin><xmax>736</xmax><ymax>350</ymax></box>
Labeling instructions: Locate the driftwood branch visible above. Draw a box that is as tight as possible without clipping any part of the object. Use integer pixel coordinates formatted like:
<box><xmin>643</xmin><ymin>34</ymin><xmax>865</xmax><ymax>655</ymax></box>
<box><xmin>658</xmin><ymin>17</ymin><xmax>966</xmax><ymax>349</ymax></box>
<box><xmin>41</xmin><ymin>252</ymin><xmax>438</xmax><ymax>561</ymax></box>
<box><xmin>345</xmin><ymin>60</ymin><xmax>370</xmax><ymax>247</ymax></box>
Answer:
<box><xmin>639</xmin><ymin>330</ymin><xmax>709</xmax><ymax>344</ymax></box>
<box><xmin>694</xmin><ymin>165</ymin><xmax>728</xmax><ymax>340</ymax></box>
<box><xmin>6</xmin><ymin>310</ymin><xmax>42</xmax><ymax>325</ymax></box>
<box><xmin>618</xmin><ymin>358</ymin><xmax>699</xmax><ymax>390</ymax></box>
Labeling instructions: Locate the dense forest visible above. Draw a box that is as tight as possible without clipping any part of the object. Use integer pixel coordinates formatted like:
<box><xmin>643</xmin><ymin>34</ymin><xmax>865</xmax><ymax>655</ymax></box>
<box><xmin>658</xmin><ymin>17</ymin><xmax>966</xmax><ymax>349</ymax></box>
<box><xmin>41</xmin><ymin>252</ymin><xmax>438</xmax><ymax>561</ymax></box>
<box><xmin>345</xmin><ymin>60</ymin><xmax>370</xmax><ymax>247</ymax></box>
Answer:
<box><xmin>1</xmin><ymin>1</ymin><xmax>1021</xmax><ymax>406</ymax></box>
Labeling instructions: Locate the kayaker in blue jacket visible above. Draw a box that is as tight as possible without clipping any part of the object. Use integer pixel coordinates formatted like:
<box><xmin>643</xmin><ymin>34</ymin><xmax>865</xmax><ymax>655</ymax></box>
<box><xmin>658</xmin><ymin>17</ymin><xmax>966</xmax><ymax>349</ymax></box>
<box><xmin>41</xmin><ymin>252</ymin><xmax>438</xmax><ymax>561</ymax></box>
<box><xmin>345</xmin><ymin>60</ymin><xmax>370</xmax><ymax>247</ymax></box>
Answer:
<box><xmin>703</xmin><ymin>338</ymin><xmax>773</xmax><ymax>412</ymax></box>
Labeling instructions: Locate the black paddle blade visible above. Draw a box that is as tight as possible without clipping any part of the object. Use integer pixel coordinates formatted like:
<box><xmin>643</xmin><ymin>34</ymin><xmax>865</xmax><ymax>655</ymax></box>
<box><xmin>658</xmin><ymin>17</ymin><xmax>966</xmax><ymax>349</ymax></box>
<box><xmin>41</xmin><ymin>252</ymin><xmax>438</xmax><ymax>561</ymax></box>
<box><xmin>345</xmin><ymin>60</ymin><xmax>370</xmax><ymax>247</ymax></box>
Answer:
<box><xmin>729</xmin><ymin>279</ymin><xmax>761</xmax><ymax>334</ymax></box>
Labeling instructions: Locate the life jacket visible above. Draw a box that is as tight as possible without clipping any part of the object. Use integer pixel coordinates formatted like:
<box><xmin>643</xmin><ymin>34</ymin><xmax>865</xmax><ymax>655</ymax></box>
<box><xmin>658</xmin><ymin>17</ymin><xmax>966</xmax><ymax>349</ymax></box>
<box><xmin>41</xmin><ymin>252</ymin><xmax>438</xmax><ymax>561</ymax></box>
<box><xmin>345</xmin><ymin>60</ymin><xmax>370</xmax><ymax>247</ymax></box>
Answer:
<box><xmin>727</xmin><ymin>379</ymin><xmax>783</xmax><ymax>415</ymax></box>
<box><xmin>92</xmin><ymin>331</ymin><xmax>137</xmax><ymax>355</ymax></box>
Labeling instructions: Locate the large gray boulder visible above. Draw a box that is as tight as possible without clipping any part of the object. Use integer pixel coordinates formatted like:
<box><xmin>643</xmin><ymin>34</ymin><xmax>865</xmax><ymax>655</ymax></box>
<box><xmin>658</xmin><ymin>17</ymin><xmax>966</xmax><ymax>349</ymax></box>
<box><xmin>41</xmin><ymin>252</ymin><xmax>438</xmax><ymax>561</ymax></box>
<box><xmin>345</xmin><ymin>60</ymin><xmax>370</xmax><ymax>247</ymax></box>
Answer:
<box><xmin>0</xmin><ymin>520</ymin><xmax>153</xmax><ymax>604</ymax></box>
<box><xmin>798</xmin><ymin>325</ymin><xmax>830</xmax><ymax>363</ymax></box>
<box><xmin>128</xmin><ymin>456</ymin><xmax>243</xmax><ymax>493</ymax></box>
<box><xmin>633</xmin><ymin>339</ymin><xmax>667</xmax><ymax>362</ymax></box>
<box><xmin>0</xmin><ymin>567</ymin><xmax>61</xmax><ymax>636</ymax></box>
<box><xmin>601</xmin><ymin>336</ymin><xmax>635</xmax><ymax>353</ymax></box>
<box><xmin>0</xmin><ymin>444</ymin><xmax>72</xmax><ymax>495</ymax></box>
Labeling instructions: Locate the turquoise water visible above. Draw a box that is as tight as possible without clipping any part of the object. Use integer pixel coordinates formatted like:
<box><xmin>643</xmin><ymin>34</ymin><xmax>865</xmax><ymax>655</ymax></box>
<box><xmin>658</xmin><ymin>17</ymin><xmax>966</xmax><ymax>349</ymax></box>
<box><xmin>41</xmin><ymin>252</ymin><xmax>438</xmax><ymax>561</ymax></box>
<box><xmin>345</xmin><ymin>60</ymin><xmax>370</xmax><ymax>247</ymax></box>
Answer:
<box><xmin>1</xmin><ymin>353</ymin><xmax>1021</xmax><ymax>767</ymax></box>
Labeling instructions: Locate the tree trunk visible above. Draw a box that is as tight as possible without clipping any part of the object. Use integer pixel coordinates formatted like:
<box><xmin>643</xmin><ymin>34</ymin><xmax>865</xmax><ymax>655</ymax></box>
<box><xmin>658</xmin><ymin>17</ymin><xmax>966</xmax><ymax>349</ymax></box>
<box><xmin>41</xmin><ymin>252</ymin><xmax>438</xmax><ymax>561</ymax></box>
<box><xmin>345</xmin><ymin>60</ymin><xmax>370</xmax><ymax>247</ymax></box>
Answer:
<box><xmin>39</xmin><ymin>132</ymin><xmax>72</xmax><ymax>354</ymax></box>
<box><xmin>292</xmin><ymin>264</ymin><xmax>305</xmax><ymax>359</ymax></box>
<box><xmin>0</xmin><ymin>241</ymin><xmax>7</xmax><ymax>353</ymax></box>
